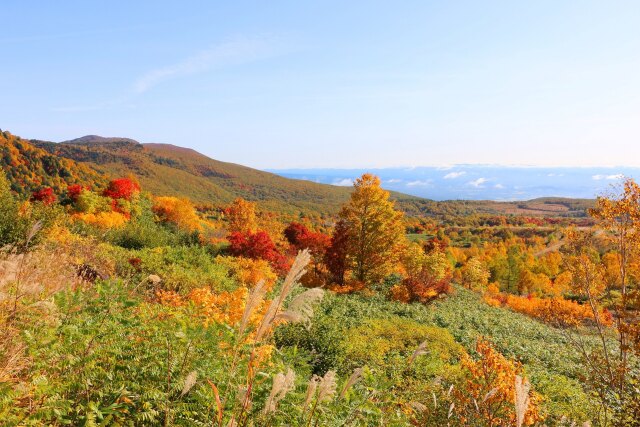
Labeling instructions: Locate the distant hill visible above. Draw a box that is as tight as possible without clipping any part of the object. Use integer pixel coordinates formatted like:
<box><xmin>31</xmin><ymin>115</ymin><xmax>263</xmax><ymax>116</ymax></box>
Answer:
<box><xmin>0</xmin><ymin>129</ymin><xmax>106</xmax><ymax>195</ymax></box>
<box><xmin>32</xmin><ymin>135</ymin><xmax>358</xmax><ymax>215</ymax></box>
<box><xmin>0</xmin><ymin>129</ymin><xmax>593</xmax><ymax>217</ymax></box>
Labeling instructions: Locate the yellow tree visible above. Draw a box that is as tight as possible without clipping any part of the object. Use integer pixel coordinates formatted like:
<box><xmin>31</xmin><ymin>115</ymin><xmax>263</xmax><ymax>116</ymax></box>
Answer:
<box><xmin>460</xmin><ymin>257</ymin><xmax>490</xmax><ymax>291</ymax></box>
<box><xmin>339</xmin><ymin>173</ymin><xmax>405</xmax><ymax>284</ymax></box>
<box><xmin>152</xmin><ymin>196</ymin><xmax>202</xmax><ymax>232</ymax></box>
<box><xmin>226</xmin><ymin>198</ymin><xmax>257</xmax><ymax>234</ymax></box>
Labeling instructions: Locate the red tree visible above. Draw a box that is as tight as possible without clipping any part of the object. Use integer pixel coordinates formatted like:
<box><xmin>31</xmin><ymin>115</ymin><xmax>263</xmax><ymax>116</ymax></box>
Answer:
<box><xmin>228</xmin><ymin>231</ymin><xmax>288</xmax><ymax>274</ymax></box>
<box><xmin>284</xmin><ymin>222</ymin><xmax>330</xmax><ymax>256</ymax></box>
<box><xmin>66</xmin><ymin>184</ymin><xmax>85</xmax><ymax>202</ymax></box>
<box><xmin>103</xmin><ymin>178</ymin><xmax>140</xmax><ymax>200</ymax></box>
<box><xmin>284</xmin><ymin>222</ymin><xmax>310</xmax><ymax>246</ymax></box>
<box><xmin>31</xmin><ymin>187</ymin><xmax>56</xmax><ymax>205</ymax></box>
<box><xmin>324</xmin><ymin>220</ymin><xmax>349</xmax><ymax>286</ymax></box>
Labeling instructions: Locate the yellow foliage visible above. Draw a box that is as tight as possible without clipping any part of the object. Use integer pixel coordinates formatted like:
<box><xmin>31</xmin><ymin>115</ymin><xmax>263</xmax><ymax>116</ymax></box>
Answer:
<box><xmin>339</xmin><ymin>174</ymin><xmax>405</xmax><ymax>284</ymax></box>
<box><xmin>152</xmin><ymin>196</ymin><xmax>202</xmax><ymax>232</ymax></box>
<box><xmin>226</xmin><ymin>198</ymin><xmax>257</xmax><ymax>234</ymax></box>
<box><xmin>215</xmin><ymin>256</ymin><xmax>277</xmax><ymax>291</ymax></box>
<box><xmin>74</xmin><ymin>211</ymin><xmax>128</xmax><ymax>228</ymax></box>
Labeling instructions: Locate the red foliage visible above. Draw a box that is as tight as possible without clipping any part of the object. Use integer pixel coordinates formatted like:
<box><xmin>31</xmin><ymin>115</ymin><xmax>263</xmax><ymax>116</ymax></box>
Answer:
<box><xmin>284</xmin><ymin>222</ymin><xmax>309</xmax><ymax>246</ymax></box>
<box><xmin>128</xmin><ymin>257</ymin><xmax>142</xmax><ymax>271</ymax></box>
<box><xmin>284</xmin><ymin>222</ymin><xmax>330</xmax><ymax>255</ymax></box>
<box><xmin>228</xmin><ymin>231</ymin><xmax>288</xmax><ymax>274</ymax></box>
<box><xmin>30</xmin><ymin>187</ymin><xmax>56</xmax><ymax>205</ymax></box>
<box><xmin>66</xmin><ymin>184</ymin><xmax>85</xmax><ymax>202</ymax></box>
<box><xmin>403</xmin><ymin>276</ymin><xmax>452</xmax><ymax>303</ymax></box>
<box><xmin>103</xmin><ymin>178</ymin><xmax>140</xmax><ymax>200</ymax></box>
<box><xmin>324</xmin><ymin>219</ymin><xmax>350</xmax><ymax>286</ymax></box>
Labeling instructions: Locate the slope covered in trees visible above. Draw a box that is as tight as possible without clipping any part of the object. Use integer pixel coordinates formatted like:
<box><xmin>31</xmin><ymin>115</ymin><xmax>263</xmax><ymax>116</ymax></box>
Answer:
<box><xmin>32</xmin><ymin>135</ymin><xmax>356</xmax><ymax>215</ymax></box>
<box><xmin>0</xmin><ymin>130</ymin><xmax>106</xmax><ymax>195</ymax></box>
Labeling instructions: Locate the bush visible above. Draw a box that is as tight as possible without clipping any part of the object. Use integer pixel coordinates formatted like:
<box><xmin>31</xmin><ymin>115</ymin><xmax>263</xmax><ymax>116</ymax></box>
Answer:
<box><xmin>4</xmin><ymin>281</ymin><xmax>232</xmax><ymax>425</ymax></box>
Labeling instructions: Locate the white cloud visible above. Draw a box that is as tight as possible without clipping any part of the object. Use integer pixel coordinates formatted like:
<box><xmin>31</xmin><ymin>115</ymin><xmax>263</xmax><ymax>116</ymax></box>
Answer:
<box><xmin>386</xmin><ymin>178</ymin><xmax>402</xmax><ymax>183</ymax></box>
<box><xmin>134</xmin><ymin>36</ymin><xmax>283</xmax><ymax>93</ymax></box>
<box><xmin>468</xmin><ymin>177</ymin><xmax>489</xmax><ymax>188</ymax></box>
<box><xmin>494</xmin><ymin>183</ymin><xmax>505</xmax><ymax>189</ymax></box>
<box><xmin>592</xmin><ymin>174</ymin><xmax>624</xmax><ymax>180</ymax></box>
<box><xmin>407</xmin><ymin>180</ymin><xmax>433</xmax><ymax>187</ymax></box>
<box><xmin>332</xmin><ymin>178</ymin><xmax>353</xmax><ymax>186</ymax></box>
<box><xmin>443</xmin><ymin>171</ymin><xmax>466</xmax><ymax>179</ymax></box>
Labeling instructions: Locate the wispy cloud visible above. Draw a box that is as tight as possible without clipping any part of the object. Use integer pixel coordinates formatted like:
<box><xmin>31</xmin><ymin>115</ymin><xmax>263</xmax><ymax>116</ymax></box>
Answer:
<box><xmin>332</xmin><ymin>178</ymin><xmax>353</xmax><ymax>186</ymax></box>
<box><xmin>592</xmin><ymin>174</ymin><xmax>624</xmax><ymax>180</ymax></box>
<box><xmin>443</xmin><ymin>171</ymin><xmax>465</xmax><ymax>179</ymax></box>
<box><xmin>494</xmin><ymin>183</ymin><xmax>505</xmax><ymax>189</ymax></box>
<box><xmin>134</xmin><ymin>36</ymin><xmax>285</xmax><ymax>94</ymax></box>
<box><xmin>407</xmin><ymin>179</ymin><xmax>433</xmax><ymax>187</ymax></box>
<box><xmin>386</xmin><ymin>178</ymin><xmax>403</xmax><ymax>183</ymax></box>
<box><xmin>468</xmin><ymin>177</ymin><xmax>489</xmax><ymax>188</ymax></box>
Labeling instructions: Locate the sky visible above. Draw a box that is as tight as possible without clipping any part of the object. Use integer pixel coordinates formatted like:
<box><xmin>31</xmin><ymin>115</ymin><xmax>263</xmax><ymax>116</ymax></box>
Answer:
<box><xmin>2</xmin><ymin>1</ymin><xmax>640</xmax><ymax>169</ymax></box>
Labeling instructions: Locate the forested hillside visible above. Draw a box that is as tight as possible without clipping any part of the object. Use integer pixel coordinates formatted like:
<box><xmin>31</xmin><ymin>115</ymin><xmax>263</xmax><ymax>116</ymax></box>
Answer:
<box><xmin>32</xmin><ymin>135</ymin><xmax>355</xmax><ymax>215</ymax></box>
<box><xmin>0</xmin><ymin>130</ymin><xmax>106</xmax><ymax>194</ymax></box>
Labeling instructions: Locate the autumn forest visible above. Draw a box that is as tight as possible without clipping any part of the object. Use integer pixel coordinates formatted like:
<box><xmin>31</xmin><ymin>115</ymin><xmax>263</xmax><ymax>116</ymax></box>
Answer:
<box><xmin>0</xmin><ymin>127</ymin><xmax>637</xmax><ymax>426</ymax></box>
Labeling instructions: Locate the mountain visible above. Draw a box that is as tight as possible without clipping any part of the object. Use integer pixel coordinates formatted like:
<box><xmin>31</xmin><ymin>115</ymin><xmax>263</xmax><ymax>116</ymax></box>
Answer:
<box><xmin>31</xmin><ymin>135</ymin><xmax>360</xmax><ymax>215</ymax></box>
<box><xmin>0</xmin><ymin>129</ymin><xmax>106</xmax><ymax>195</ymax></box>
<box><xmin>0</xmin><ymin>130</ymin><xmax>592</xmax><ymax>218</ymax></box>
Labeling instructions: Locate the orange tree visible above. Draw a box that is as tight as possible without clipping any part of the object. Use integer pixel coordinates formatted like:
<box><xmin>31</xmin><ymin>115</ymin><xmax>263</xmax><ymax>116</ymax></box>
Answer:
<box><xmin>561</xmin><ymin>178</ymin><xmax>640</xmax><ymax>424</ymax></box>
<box><xmin>453</xmin><ymin>339</ymin><xmax>542</xmax><ymax>427</ymax></box>
<box><xmin>337</xmin><ymin>174</ymin><xmax>405</xmax><ymax>285</ymax></box>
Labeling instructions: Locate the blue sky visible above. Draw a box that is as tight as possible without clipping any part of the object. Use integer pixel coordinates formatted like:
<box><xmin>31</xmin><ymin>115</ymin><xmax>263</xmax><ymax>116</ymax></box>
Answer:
<box><xmin>2</xmin><ymin>1</ymin><xmax>640</xmax><ymax>168</ymax></box>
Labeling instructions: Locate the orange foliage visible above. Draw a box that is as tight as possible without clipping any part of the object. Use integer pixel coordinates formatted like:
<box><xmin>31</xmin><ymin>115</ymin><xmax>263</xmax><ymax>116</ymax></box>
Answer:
<box><xmin>216</xmin><ymin>256</ymin><xmax>277</xmax><ymax>290</ymax></box>
<box><xmin>455</xmin><ymin>339</ymin><xmax>543</xmax><ymax>426</ymax></box>
<box><xmin>157</xmin><ymin>287</ymin><xmax>268</xmax><ymax>329</ymax></box>
<box><xmin>389</xmin><ymin>284</ymin><xmax>411</xmax><ymax>303</ymax></box>
<box><xmin>485</xmin><ymin>292</ymin><xmax>612</xmax><ymax>327</ymax></box>
<box><xmin>327</xmin><ymin>279</ymin><xmax>367</xmax><ymax>294</ymax></box>
<box><xmin>225</xmin><ymin>198</ymin><xmax>257</xmax><ymax>234</ymax></box>
<box><xmin>187</xmin><ymin>287</ymin><xmax>249</xmax><ymax>327</ymax></box>
<box><xmin>152</xmin><ymin>196</ymin><xmax>202</xmax><ymax>232</ymax></box>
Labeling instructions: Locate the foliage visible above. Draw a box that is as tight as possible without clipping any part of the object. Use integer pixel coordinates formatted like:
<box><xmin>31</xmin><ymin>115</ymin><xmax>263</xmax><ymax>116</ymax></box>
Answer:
<box><xmin>0</xmin><ymin>130</ymin><xmax>106</xmax><ymax>196</ymax></box>
<box><xmin>461</xmin><ymin>256</ymin><xmax>491</xmax><ymax>291</ymax></box>
<box><xmin>324</xmin><ymin>219</ymin><xmax>350</xmax><ymax>286</ymax></box>
<box><xmin>391</xmin><ymin>244</ymin><xmax>453</xmax><ymax>303</ymax></box>
<box><xmin>227</xmin><ymin>231</ymin><xmax>288</xmax><ymax>273</ymax></box>
<box><xmin>30</xmin><ymin>187</ymin><xmax>56</xmax><ymax>205</ymax></box>
<box><xmin>225</xmin><ymin>198</ymin><xmax>257</xmax><ymax>234</ymax></box>
<box><xmin>102</xmin><ymin>177</ymin><xmax>140</xmax><ymax>201</ymax></box>
<box><xmin>449</xmin><ymin>339</ymin><xmax>542</xmax><ymax>426</ymax></box>
<box><xmin>152</xmin><ymin>196</ymin><xmax>202</xmax><ymax>232</ymax></box>
<box><xmin>485</xmin><ymin>291</ymin><xmax>611</xmax><ymax>327</ymax></box>
<box><xmin>0</xmin><ymin>173</ymin><xmax>26</xmax><ymax>247</ymax></box>
<box><xmin>338</xmin><ymin>174</ymin><xmax>405</xmax><ymax>284</ymax></box>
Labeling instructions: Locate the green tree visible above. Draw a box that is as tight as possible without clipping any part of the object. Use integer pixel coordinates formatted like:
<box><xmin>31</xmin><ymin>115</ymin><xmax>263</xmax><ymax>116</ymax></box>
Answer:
<box><xmin>0</xmin><ymin>172</ymin><xmax>23</xmax><ymax>246</ymax></box>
